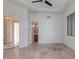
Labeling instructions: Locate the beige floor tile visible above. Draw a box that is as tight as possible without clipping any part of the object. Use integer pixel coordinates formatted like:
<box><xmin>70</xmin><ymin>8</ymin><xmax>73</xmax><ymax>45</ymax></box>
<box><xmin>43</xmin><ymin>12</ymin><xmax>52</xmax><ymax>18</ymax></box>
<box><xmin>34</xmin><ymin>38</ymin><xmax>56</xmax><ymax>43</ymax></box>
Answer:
<box><xmin>4</xmin><ymin>44</ymin><xmax>75</xmax><ymax>59</ymax></box>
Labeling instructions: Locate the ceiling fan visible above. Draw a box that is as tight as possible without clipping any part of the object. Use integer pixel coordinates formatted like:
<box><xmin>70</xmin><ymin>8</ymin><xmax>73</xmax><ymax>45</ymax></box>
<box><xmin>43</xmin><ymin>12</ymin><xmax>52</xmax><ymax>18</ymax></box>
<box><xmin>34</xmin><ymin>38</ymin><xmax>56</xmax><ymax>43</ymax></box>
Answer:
<box><xmin>32</xmin><ymin>0</ymin><xmax>53</xmax><ymax>6</ymax></box>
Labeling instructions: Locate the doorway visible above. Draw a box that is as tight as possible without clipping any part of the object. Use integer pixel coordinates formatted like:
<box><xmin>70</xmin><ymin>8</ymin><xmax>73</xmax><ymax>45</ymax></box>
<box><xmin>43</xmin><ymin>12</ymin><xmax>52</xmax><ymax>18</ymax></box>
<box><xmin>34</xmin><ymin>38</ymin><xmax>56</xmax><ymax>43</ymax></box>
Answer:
<box><xmin>14</xmin><ymin>22</ymin><xmax>19</xmax><ymax>46</ymax></box>
<box><xmin>32</xmin><ymin>21</ymin><xmax>39</xmax><ymax>44</ymax></box>
<box><xmin>3</xmin><ymin>16</ymin><xmax>19</xmax><ymax>49</ymax></box>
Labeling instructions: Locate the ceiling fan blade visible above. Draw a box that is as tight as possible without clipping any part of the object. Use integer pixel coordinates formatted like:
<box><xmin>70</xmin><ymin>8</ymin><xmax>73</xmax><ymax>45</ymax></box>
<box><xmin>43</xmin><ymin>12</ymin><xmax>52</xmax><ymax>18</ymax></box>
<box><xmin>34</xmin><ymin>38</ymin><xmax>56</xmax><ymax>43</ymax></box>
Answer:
<box><xmin>32</xmin><ymin>1</ymin><xmax>40</xmax><ymax>3</ymax></box>
<box><xmin>45</xmin><ymin>0</ymin><xmax>52</xmax><ymax>6</ymax></box>
<box><xmin>32</xmin><ymin>0</ymin><xmax>42</xmax><ymax>3</ymax></box>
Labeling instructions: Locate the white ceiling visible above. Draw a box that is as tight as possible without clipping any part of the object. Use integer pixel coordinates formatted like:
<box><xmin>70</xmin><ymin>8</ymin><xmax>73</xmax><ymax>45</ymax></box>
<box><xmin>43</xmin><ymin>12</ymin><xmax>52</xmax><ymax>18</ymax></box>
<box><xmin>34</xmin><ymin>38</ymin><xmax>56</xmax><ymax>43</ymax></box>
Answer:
<box><xmin>6</xmin><ymin>0</ymin><xmax>74</xmax><ymax>12</ymax></box>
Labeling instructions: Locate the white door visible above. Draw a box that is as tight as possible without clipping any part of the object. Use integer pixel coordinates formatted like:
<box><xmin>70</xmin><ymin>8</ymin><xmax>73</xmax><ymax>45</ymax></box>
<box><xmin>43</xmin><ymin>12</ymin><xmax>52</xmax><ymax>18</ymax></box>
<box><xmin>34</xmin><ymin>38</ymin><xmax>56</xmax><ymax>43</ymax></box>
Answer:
<box><xmin>14</xmin><ymin>23</ymin><xmax>19</xmax><ymax>46</ymax></box>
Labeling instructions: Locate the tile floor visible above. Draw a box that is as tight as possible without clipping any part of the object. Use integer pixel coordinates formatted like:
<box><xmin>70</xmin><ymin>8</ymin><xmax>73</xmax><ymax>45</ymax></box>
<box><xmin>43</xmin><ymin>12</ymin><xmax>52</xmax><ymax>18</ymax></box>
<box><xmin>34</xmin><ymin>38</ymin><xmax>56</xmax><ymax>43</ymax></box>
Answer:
<box><xmin>4</xmin><ymin>43</ymin><xmax>75</xmax><ymax>59</ymax></box>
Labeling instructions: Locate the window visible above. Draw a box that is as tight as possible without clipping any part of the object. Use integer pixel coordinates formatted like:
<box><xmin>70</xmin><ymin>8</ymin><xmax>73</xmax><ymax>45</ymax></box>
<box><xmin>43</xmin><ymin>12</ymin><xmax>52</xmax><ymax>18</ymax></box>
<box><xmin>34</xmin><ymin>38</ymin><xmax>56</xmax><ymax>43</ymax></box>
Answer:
<box><xmin>67</xmin><ymin>12</ymin><xmax>75</xmax><ymax>36</ymax></box>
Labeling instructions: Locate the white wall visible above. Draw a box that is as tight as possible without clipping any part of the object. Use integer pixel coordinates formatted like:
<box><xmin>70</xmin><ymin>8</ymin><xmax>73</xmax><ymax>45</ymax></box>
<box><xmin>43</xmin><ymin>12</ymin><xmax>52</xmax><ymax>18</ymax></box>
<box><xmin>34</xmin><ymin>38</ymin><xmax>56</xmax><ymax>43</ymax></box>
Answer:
<box><xmin>29</xmin><ymin>12</ymin><xmax>64</xmax><ymax>44</ymax></box>
<box><xmin>4</xmin><ymin>18</ymin><xmax>8</xmax><ymax>44</ymax></box>
<box><xmin>62</xmin><ymin>1</ymin><xmax>75</xmax><ymax>50</ymax></box>
<box><xmin>4</xmin><ymin>1</ymin><xmax>30</xmax><ymax>48</ymax></box>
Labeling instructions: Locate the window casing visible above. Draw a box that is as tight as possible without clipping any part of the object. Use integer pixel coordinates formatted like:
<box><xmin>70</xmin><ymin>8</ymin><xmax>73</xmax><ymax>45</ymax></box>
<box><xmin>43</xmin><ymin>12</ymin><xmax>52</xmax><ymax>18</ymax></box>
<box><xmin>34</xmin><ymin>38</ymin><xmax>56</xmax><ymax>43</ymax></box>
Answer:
<box><xmin>67</xmin><ymin>12</ymin><xmax>75</xmax><ymax>36</ymax></box>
